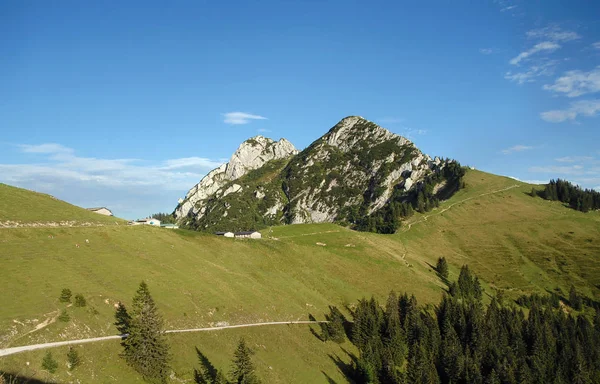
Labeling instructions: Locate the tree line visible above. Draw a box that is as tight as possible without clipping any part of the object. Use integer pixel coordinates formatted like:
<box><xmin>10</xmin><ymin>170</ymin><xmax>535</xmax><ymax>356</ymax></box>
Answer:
<box><xmin>536</xmin><ymin>179</ymin><xmax>600</xmax><ymax>213</ymax></box>
<box><xmin>318</xmin><ymin>263</ymin><xmax>600</xmax><ymax>383</ymax></box>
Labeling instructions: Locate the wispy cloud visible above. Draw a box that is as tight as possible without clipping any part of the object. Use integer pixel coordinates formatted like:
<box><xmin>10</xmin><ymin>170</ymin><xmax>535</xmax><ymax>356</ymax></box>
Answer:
<box><xmin>593</xmin><ymin>42</ymin><xmax>600</xmax><ymax>50</ymax></box>
<box><xmin>528</xmin><ymin>155</ymin><xmax>600</xmax><ymax>190</ymax></box>
<box><xmin>257</xmin><ymin>128</ymin><xmax>272</xmax><ymax>133</ymax></box>
<box><xmin>542</xmin><ymin>66</ymin><xmax>600</xmax><ymax>97</ymax></box>
<box><xmin>510</xmin><ymin>42</ymin><xmax>561</xmax><ymax>66</ymax></box>
<box><xmin>529</xmin><ymin>165</ymin><xmax>585</xmax><ymax>175</ymax></box>
<box><xmin>508</xmin><ymin>176</ymin><xmax>548</xmax><ymax>184</ymax></box>
<box><xmin>526</xmin><ymin>26</ymin><xmax>580</xmax><ymax>43</ymax></box>
<box><xmin>399</xmin><ymin>127</ymin><xmax>427</xmax><ymax>139</ymax></box>
<box><xmin>505</xmin><ymin>60</ymin><xmax>558</xmax><ymax>84</ymax></box>
<box><xmin>540</xmin><ymin>99</ymin><xmax>600</xmax><ymax>122</ymax></box>
<box><xmin>479</xmin><ymin>48</ymin><xmax>493</xmax><ymax>55</ymax></box>
<box><xmin>19</xmin><ymin>143</ymin><xmax>74</xmax><ymax>155</ymax></box>
<box><xmin>555</xmin><ymin>156</ymin><xmax>593</xmax><ymax>163</ymax></box>
<box><xmin>501</xmin><ymin>145</ymin><xmax>533</xmax><ymax>155</ymax></box>
<box><xmin>161</xmin><ymin>157</ymin><xmax>223</xmax><ymax>170</ymax></box>
<box><xmin>501</xmin><ymin>5</ymin><xmax>518</xmax><ymax>12</ymax></box>
<box><xmin>223</xmin><ymin>112</ymin><xmax>267</xmax><ymax>125</ymax></box>
<box><xmin>0</xmin><ymin>144</ymin><xmax>224</xmax><ymax>219</ymax></box>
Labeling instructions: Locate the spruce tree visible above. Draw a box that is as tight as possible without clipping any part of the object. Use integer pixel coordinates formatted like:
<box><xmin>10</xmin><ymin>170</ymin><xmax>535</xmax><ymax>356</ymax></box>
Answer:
<box><xmin>121</xmin><ymin>281</ymin><xmax>170</xmax><ymax>384</ymax></box>
<box><xmin>230</xmin><ymin>338</ymin><xmax>259</xmax><ymax>384</ymax></box>
<box><xmin>569</xmin><ymin>285</ymin><xmax>582</xmax><ymax>311</ymax></box>
<box><xmin>74</xmin><ymin>294</ymin><xmax>86</xmax><ymax>307</ymax></box>
<box><xmin>322</xmin><ymin>305</ymin><xmax>346</xmax><ymax>343</ymax></box>
<box><xmin>59</xmin><ymin>288</ymin><xmax>72</xmax><ymax>303</ymax></box>
<box><xmin>436</xmin><ymin>257</ymin><xmax>449</xmax><ymax>281</ymax></box>
<box><xmin>41</xmin><ymin>351</ymin><xmax>58</xmax><ymax>373</ymax></box>
<box><xmin>67</xmin><ymin>347</ymin><xmax>81</xmax><ymax>370</ymax></box>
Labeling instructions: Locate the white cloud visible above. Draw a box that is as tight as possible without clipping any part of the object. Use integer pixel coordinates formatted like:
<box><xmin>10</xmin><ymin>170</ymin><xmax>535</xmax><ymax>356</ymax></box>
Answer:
<box><xmin>479</xmin><ymin>48</ymin><xmax>493</xmax><ymax>55</ymax></box>
<box><xmin>510</xmin><ymin>42</ymin><xmax>561</xmax><ymax>66</ymax></box>
<box><xmin>504</xmin><ymin>60</ymin><xmax>558</xmax><ymax>84</ymax></box>
<box><xmin>508</xmin><ymin>176</ymin><xmax>548</xmax><ymax>184</ymax></box>
<box><xmin>501</xmin><ymin>5</ymin><xmax>518</xmax><ymax>12</ymax></box>
<box><xmin>161</xmin><ymin>157</ymin><xmax>223</xmax><ymax>170</ymax></box>
<box><xmin>540</xmin><ymin>99</ymin><xmax>600</xmax><ymax>122</ymax></box>
<box><xmin>223</xmin><ymin>112</ymin><xmax>267</xmax><ymax>125</ymax></box>
<box><xmin>0</xmin><ymin>144</ymin><xmax>224</xmax><ymax>219</ymax></box>
<box><xmin>529</xmin><ymin>165</ymin><xmax>585</xmax><ymax>175</ymax></box>
<box><xmin>555</xmin><ymin>156</ymin><xmax>593</xmax><ymax>163</ymax></box>
<box><xmin>593</xmin><ymin>42</ymin><xmax>600</xmax><ymax>50</ymax></box>
<box><xmin>257</xmin><ymin>128</ymin><xmax>272</xmax><ymax>133</ymax></box>
<box><xmin>501</xmin><ymin>145</ymin><xmax>533</xmax><ymax>154</ymax></box>
<box><xmin>19</xmin><ymin>143</ymin><xmax>74</xmax><ymax>155</ymax></box>
<box><xmin>542</xmin><ymin>66</ymin><xmax>600</xmax><ymax>97</ymax></box>
<box><xmin>526</xmin><ymin>26</ymin><xmax>580</xmax><ymax>43</ymax></box>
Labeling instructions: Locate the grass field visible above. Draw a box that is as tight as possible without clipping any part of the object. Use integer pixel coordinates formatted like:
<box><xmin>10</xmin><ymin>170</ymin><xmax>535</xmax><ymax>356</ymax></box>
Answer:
<box><xmin>0</xmin><ymin>170</ymin><xmax>599</xmax><ymax>382</ymax></box>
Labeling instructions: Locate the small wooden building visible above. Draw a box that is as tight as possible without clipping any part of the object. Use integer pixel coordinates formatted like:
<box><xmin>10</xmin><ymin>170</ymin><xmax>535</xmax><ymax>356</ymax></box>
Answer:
<box><xmin>215</xmin><ymin>231</ymin><xmax>235</xmax><ymax>238</ymax></box>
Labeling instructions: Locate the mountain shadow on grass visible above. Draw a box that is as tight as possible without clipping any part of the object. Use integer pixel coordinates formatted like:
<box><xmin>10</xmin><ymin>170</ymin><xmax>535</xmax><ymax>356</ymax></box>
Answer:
<box><xmin>0</xmin><ymin>372</ymin><xmax>57</xmax><ymax>384</ymax></box>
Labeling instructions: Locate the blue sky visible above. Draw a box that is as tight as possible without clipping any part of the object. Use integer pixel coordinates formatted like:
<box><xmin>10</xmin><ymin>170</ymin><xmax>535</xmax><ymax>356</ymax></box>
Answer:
<box><xmin>1</xmin><ymin>1</ymin><xmax>599</xmax><ymax>219</ymax></box>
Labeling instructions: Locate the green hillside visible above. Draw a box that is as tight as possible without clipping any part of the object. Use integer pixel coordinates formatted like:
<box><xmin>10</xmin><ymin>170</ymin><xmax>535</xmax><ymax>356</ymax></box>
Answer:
<box><xmin>0</xmin><ymin>170</ymin><xmax>599</xmax><ymax>382</ymax></box>
<box><xmin>0</xmin><ymin>183</ymin><xmax>123</xmax><ymax>226</ymax></box>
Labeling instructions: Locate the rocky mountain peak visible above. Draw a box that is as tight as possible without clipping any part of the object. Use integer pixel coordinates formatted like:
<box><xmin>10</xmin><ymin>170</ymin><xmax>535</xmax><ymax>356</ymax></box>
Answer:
<box><xmin>176</xmin><ymin>116</ymin><xmax>462</xmax><ymax>234</ymax></box>
<box><xmin>323</xmin><ymin>116</ymin><xmax>409</xmax><ymax>152</ymax></box>
<box><xmin>174</xmin><ymin>135</ymin><xmax>298</xmax><ymax>219</ymax></box>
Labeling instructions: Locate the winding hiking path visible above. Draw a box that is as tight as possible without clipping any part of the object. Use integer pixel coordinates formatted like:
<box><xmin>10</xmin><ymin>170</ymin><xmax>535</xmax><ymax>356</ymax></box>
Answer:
<box><xmin>403</xmin><ymin>184</ymin><xmax>520</xmax><ymax>232</ymax></box>
<box><xmin>0</xmin><ymin>321</ymin><xmax>327</xmax><ymax>358</ymax></box>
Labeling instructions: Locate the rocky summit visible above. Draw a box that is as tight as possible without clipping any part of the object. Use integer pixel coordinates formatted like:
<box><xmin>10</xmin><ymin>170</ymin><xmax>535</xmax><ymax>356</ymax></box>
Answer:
<box><xmin>174</xmin><ymin>136</ymin><xmax>298</xmax><ymax>220</ymax></box>
<box><xmin>175</xmin><ymin>116</ymin><xmax>460</xmax><ymax>233</ymax></box>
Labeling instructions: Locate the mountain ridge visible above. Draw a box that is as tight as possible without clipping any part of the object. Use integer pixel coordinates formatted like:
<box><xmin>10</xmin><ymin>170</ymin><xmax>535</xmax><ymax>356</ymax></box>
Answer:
<box><xmin>175</xmin><ymin>116</ymin><xmax>462</xmax><ymax>233</ymax></box>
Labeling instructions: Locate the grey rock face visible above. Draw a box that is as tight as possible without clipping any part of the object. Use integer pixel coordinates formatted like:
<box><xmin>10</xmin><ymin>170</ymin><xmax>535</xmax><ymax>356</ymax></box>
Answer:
<box><xmin>175</xmin><ymin>136</ymin><xmax>298</xmax><ymax>219</ymax></box>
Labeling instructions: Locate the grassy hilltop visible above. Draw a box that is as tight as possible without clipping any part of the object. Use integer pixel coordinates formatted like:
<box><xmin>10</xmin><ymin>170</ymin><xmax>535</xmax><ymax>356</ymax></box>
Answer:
<box><xmin>0</xmin><ymin>170</ymin><xmax>599</xmax><ymax>382</ymax></box>
<box><xmin>0</xmin><ymin>183</ymin><xmax>124</xmax><ymax>226</ymax></box>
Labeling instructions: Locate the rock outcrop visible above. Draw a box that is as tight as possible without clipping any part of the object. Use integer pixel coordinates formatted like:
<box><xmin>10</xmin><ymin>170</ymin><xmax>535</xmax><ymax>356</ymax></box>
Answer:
<box><xmin>175</xmin><ymin>136</ymin><xmax>298</xmax><ymax>219</ymax></box>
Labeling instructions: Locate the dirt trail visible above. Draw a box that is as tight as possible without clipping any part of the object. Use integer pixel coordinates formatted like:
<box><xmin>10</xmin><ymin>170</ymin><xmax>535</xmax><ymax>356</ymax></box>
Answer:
<box><xmin>0</xmin><ymin>321</ymin><xmax>327</xmax><ymax>358</ymax></box>
<box><xmin>403</xmin><ymin>184</ymin><xmax>520</xmax><ymax>232</ymax></box>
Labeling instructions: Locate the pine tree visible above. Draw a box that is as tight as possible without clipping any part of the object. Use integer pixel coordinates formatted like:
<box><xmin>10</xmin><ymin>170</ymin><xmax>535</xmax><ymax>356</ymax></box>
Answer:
<box><xmin>114</xmin><ymin>301</ymin><xmax>132</xmax><ymax>335</ymax></box>
<box><xmin>230</xmin><ymin>338</ymin><xmax>259</xmax><ymax>384</ymax></box>
<box><xmin>569</xmin><ymin>285</ymin><xmax>582</xmax><ymax>311</ymax></box>
<box><xmin>322</xmin><ymin>305</ymin><xmax>346</xmax><ymax>343</ymax></box>
<box><xmin>41</xmin><ymin>351</ymin><xmax>58</xmax><ymax>373</ymax></box>
<box><xmin>436</xmin><ymin>257</ymin><xmax>449</xmax><ymax>281</ymax></box>
<box><xmin>58</xmin><ymin>309</ymin><xmax>70</xmax><ymax>322</ymax></box>
<box><xmin>121</xmin><ymin>282</ymin><xmax>170</xmax><ymax>384</ymax></box>
<box><xmin>74</xmin><ymin>294</ymin><xmax>86</xmax><ymax>307</ymax></box>
<box><xmin>59</xmin><ymin>288</ymin><xmax>72</xmax><ymax>303</ymax></box>
<box><xmin>67</xmin><ymin>347</ymin><xmax>81</xmax><ymax>370</ymax></box>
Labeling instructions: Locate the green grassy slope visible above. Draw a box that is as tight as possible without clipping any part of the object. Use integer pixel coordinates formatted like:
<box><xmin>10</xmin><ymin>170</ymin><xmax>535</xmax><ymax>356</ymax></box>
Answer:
<box><xmin>0</xmin><ymin>183</ymin><xmax>123</xmax><ymax>225</ymax></box>
<box><xmin>0</xmin><ymin>170</ymin><xmax>599</xmax><ymax>382</ymax></box>
<box><xmin>397</xmin><ymin>170</ymin><xmax>600</xmax><ymax>299</ymax></box>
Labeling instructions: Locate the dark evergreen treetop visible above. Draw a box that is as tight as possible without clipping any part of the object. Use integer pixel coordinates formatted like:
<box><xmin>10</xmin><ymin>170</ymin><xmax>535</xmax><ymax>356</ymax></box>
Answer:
<box><xmin>121</xmin><ymin>281</ymin><xmax>170</xmax><ymax>384</ymax></box>
<box><xmin>540</xmin><ymin>178</ymin><xmax>600</xmax><ymax>213</ymax></box>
